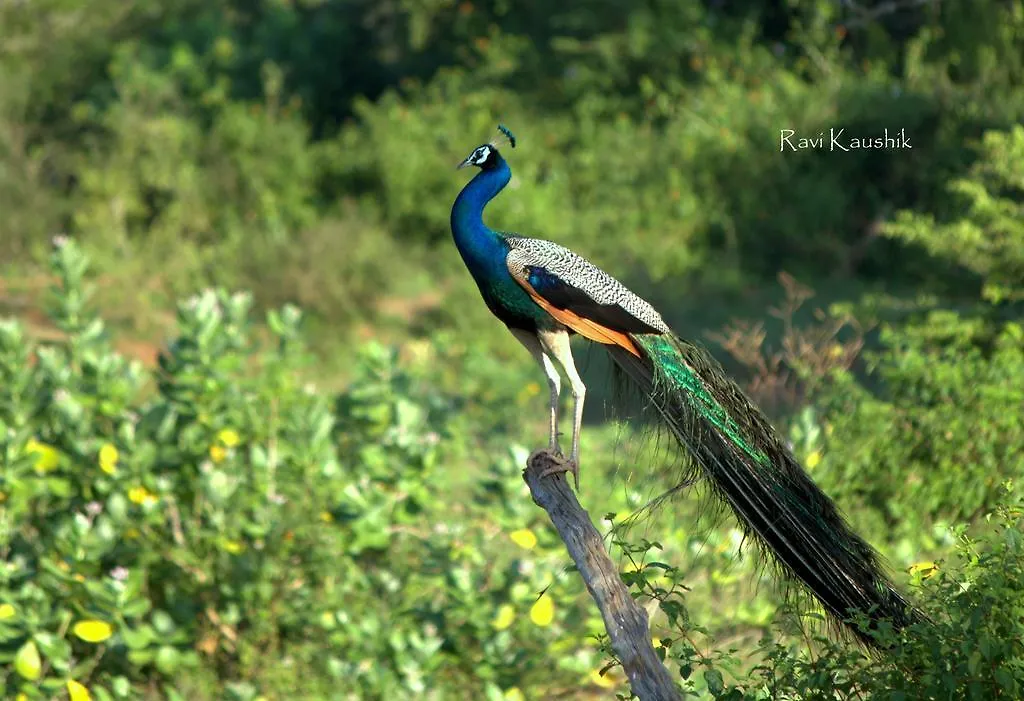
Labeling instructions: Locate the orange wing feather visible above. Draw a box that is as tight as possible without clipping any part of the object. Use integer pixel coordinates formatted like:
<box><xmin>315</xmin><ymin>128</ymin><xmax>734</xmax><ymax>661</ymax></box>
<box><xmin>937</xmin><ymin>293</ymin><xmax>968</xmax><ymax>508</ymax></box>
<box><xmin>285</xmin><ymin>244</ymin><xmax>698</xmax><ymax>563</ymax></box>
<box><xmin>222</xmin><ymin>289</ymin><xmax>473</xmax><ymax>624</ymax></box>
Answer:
<box><xmin>513</xmin><ymin>274</ymin><xmax>642</xmax><ymax>358</ymax></box>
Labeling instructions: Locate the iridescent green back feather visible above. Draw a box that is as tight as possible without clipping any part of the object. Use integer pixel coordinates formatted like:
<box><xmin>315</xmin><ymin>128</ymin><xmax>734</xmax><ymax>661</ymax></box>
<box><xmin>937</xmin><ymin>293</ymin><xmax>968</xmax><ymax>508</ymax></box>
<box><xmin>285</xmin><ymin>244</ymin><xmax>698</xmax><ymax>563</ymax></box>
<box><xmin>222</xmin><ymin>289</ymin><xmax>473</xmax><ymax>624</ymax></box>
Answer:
<box><xmin>638</xmin><ymin>335</ymin><xmax>770</xmax><ymax>468</ymax></box>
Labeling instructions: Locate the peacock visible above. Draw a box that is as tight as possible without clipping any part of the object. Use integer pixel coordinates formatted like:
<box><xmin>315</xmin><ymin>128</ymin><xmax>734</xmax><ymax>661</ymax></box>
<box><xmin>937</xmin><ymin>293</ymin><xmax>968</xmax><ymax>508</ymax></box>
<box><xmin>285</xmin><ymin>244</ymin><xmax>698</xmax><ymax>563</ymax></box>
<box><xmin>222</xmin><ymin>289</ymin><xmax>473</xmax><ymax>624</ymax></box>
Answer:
<box><xmin>451</xmin><ymin>125</ymin><xmax>920</xmax><ymax>645</ymax></box>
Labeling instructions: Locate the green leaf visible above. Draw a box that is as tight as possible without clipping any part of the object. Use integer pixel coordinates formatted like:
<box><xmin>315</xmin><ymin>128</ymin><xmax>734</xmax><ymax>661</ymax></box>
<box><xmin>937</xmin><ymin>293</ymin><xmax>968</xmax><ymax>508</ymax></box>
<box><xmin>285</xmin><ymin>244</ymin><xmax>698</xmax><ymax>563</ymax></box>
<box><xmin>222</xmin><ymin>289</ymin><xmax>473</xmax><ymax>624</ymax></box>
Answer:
<box><xmin>995</xmin><ymin>667</ymin><xmax>1016</xmax><ymax>692</ymax></box>
<box><xmin>120</xmin><ymin>597</ymin><xmax>152</xmax><ymax>619</ymax></box>
<box><xmin>45</xmin><ymin>477</ymin><xmax>73</xmax><ymax>497</ymax></box>
<box><xmin>127</xmin><ymin>648</ymin><xmax>154</xmax><ymax>666</ymax></box>
<box><xmin>14</xmin><ymin>639</ymin><xmax>42</xmax><ymax>680</ymax></box>
<box><xmin>92</xmin><ymin>685</ymin><xmax>116</xmax><ymax>701</ymax></box>
<box><xmin>704</xmin><ymin>668</ymin><xmax>724</xmax><ymax>696</ymax></box>
<box><xmin>151</xmin><ymin>610</ymin><xmax>175</xmax><ymax>635</ymax></box>
<box><xmin>107</xmin><ymin>492</ymin><xmax>128</xmax><ymax>521</ymax></box>
<box><xmin>121</xmin><ymin>625</ymin><xmax>155</xmax><ymax>650</ymax></box>
<box><xmin>155</xmin><ymin>645</ymin><xmax>180</xmax><ymax>674</ymax></box>
<box><xmin>34</xmin><ymin>631</ymin><xmax>72</xmax><ymax>661</ymax></box>
<box><xmin>112</xmin><ymin>676</ymin><xmax>132</xmax><ymax>697</ymax></box>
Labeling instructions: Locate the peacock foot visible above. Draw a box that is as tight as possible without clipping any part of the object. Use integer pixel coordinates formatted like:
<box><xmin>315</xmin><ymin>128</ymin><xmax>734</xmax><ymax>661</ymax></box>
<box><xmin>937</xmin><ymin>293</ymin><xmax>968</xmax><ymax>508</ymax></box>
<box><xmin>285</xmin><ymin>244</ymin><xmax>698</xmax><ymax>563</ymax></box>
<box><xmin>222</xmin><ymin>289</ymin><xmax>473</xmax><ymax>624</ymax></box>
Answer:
<box><xmin>536</xmin><ymin>450</ymin><xmax>580</xmax><ymax>491</ymax></box>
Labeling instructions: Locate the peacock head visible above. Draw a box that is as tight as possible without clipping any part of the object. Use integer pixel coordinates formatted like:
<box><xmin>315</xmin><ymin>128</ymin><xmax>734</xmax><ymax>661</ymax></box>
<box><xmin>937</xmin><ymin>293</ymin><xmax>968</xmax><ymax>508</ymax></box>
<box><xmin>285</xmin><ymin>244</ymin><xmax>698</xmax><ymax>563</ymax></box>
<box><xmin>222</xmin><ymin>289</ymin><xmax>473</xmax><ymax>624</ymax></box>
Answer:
<box><xmin>457</xmin><ymin>124</ymin><xmax>516</xmax><ymax>170</ymax></box>
<box><xmin>457</xmin><ymin>144</ymin><xmax>500</xmax><ymax>170</ymax></box>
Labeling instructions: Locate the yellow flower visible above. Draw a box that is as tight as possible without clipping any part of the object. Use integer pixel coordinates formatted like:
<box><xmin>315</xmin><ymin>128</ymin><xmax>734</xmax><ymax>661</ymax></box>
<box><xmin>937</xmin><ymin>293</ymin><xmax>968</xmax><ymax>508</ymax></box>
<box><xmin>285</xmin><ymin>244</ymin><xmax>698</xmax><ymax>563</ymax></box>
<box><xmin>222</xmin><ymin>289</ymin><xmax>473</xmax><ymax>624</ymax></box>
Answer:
<box><xmin>319</xmin><ymin>511</ymin><xmax>334</xmax><ymax>523</ymax></box>
<box><xmin>509</xmin><ymin>528</ymin><xmax>537</xmax><ymax>550</ymax></box>
<box><xmin>25</xmin><ymin>438</ymin><xmax>60</xmax><ymax>473</ymax></box>
<box><xmin>492</xmin><ymin>604</ymin><xmax>515</xmax><ymax>630</ymax></box>
<box><xmin>209</xmin><ymin>444</ymin><xmax>228</xmax><ymax>463</ymax></box>
<box><xmin>73</xmin><ymin>574</ymin><xmax>85</xmax><ymax>583</ymax></box>
<box><xmin>73</xmin><ymin>619</ymin><xmax>114</xmax><ymax>643</ymax></box>
<box><xmin>517</xmin><ymin>381</ymin><xmax>543</xmax><ymax>404</ymax></box>
<box><xmin>16</xmin><ymin>694</ymin><xmax>28</xmax><ymax>701</ymax></box>
<box><xmin>128</xmin><ymin>486</ymin><xmax>158</xmax><ymax>506</ymax></box>
<box><xmin>216</xmin><ymin>429</ymin><xmax>240</xmax><ymax>447</ymax></box>
<box><xmin>805</xmin><ymin>451</ymin><xmax>822</xmax><ymax>470</ymax></box>
<box><xmin>588</xmin><ymin>668</ymin><xmax>618</xmax><ymax>688</ymax></box>
<box><xmin>220</xmin><ymin>538</ymin><xmax>244</xmax><ymax>554</ymax></box>
<box><xmin>67</xmin><ymin>680</ymin><xmax>92</xmax><ymax>701</ymax></box>
<box><xmin>0</xmin><ymin>603</ymin><xmax>15</xmax><ymax>620</ymax></box>
<box><xmin>99</xmin><ymin>443</ymin><xmax>119</xmax><ymax>475</ymax></box>
<box><xmin>504</xmin><ymin>688</ymin><xmax>526</xmax><ymax>701</ymax></box>
<box><xmin>529</xmin><ymin>594</ymin><xmax>554</xmax><ymax>626</ymax></box>
<box><xmin>910</xmin><ymin>561</ymin><xmax>939</xmax><ymax>579</ymax></box>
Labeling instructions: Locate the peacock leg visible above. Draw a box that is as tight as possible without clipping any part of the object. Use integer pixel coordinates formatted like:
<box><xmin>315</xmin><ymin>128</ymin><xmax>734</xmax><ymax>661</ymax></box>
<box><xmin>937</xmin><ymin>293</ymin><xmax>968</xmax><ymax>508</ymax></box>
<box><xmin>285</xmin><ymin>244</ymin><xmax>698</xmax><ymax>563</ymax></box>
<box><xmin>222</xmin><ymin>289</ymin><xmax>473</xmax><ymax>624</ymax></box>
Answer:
<box><xmin>536</xmin><ymin>328</ymin><xmax>585</xmax><ymax>489</ymax></box>
<box><xmin>510</xmin><ymin>328</ymin><xmax>562</xmax><ymax>453</ymax></box>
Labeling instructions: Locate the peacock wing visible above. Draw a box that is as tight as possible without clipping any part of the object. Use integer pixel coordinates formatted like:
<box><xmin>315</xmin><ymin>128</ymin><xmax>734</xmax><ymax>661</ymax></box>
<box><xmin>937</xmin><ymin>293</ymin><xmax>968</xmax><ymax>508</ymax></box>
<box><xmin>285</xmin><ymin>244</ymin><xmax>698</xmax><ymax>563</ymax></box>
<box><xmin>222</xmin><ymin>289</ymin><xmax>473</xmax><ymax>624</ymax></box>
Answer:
<box><xmin>504</xmin><ymin>236</ymin><xmax>669</xmax><ymax>353</ymax></box>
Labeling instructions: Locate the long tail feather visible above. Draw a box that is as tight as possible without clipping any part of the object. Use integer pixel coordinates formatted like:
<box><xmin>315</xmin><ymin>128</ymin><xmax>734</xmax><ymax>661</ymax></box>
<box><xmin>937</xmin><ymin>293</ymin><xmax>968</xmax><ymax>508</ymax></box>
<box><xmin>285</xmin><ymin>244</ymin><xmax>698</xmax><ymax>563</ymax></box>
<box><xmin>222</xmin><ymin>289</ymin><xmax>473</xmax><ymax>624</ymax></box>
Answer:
<box><xmin>606</xmin><ymin>332</ymin><xmax>922</xmax><ymax>646</ymax></box>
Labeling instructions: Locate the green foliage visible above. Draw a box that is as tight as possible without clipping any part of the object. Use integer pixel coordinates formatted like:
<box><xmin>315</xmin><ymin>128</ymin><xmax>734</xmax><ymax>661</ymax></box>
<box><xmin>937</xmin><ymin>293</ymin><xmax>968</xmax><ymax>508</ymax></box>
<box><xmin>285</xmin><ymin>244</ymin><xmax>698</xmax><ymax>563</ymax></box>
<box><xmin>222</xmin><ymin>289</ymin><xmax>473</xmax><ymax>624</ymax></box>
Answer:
<box><xmin>3</xmin><ymin>0</ymin><xmax>1024</xmax><ymax>319</ymax></box>
<box><xmin>3</xmin><ymin>1</ymin><xmax>1024</xmax><ymax>698</ymax></box>
<box><xmin>4</xmin><ymin>238</ymin><xmax>1024</xmax><ymax>699</ymax></box>
<box><xmin>806</xmin><ymin>125</ymin><xmax>1024</xmax><ymax>536</ymax></box>
<box><xmin>0</xmin><ymin>241</ymin><xmax>633</xmax><ymax>699</ymax></box>
<box><xmin>883</xmin><ymin>125</ymin><xmax>1024</xmax><ymax>302</ymax></box>
<box><xmin>599</xmin><ymin>494</ymin><xmax>1024</xmax><ymax>700</ymax></box>
<box><xmin>813</xmin><ymin>317</ymin><xmax>1024</xmax><ymax>533</ymax></box>
<box><xmin>69</xmin><ymin>44</ymin><xmax>322</xmax><ymax>291</ymax></box>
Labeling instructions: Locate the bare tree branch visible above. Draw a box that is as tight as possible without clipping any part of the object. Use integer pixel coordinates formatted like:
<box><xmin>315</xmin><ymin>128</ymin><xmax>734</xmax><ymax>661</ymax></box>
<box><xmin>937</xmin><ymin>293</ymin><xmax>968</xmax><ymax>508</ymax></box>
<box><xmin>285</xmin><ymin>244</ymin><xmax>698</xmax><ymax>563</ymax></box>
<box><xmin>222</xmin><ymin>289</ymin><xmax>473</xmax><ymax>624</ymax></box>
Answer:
<box><xmin>523</xmin><ymin>450</ymin><xmax>684</xmax><ymax>701</ymax></box>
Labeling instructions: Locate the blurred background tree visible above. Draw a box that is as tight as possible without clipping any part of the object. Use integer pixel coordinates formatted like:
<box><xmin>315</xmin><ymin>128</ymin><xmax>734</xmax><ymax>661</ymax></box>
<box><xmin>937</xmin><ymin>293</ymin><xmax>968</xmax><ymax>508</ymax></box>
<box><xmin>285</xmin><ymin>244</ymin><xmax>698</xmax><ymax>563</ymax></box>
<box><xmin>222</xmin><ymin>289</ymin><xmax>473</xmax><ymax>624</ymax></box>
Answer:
<box><xmin>1</xmin><ymin>0</ymin><xmax>1022</xmax><ymax>698</ymax></box>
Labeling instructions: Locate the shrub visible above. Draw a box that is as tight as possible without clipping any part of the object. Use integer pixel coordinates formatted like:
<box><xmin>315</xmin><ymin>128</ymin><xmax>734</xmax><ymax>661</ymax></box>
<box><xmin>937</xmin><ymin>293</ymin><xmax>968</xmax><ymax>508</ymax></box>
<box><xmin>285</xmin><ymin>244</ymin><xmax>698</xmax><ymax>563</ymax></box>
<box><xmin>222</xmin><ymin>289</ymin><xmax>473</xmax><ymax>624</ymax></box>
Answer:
<box><xmin>0</xmin><ymin>240</ymin><xmax>624</xmax><ymax>699</ymax></box>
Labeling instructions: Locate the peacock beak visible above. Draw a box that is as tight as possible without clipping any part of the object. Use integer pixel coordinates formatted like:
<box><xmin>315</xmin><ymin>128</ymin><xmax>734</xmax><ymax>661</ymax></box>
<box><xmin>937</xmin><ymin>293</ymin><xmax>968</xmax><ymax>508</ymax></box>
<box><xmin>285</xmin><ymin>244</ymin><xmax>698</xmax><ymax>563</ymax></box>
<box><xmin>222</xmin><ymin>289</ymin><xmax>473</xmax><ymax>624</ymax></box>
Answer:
<box><xmin>456</xmin><ymin>157</ymin><xmax>472</xmax><ymax>170</ymax></box>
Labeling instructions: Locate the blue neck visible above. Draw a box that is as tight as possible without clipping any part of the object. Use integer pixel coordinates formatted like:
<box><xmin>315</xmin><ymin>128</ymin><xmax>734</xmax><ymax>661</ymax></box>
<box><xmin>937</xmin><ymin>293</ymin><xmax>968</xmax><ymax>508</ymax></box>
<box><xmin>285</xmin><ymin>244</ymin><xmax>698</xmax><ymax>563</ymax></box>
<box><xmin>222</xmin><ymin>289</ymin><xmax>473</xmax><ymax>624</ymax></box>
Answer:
<box><xmin>450</xmin><ymin>153</ymin><xmax>545</xmax><ymax>327</ymax></box>
<box><xmin>450</xmin><ymin>157</ymin><xmax>512</xmax><ymax>266</ymax></box>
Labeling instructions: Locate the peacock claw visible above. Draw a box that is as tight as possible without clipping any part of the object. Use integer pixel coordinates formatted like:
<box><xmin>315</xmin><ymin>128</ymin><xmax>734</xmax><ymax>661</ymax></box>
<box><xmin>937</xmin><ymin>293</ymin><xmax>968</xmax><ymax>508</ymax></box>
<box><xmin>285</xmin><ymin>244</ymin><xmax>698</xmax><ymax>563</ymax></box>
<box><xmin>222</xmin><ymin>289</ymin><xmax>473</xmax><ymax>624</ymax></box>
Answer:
<box><xmin>527</xmin><ymin>448</ymin><xmax>552</xmax><ymax>465</ymax></box>
<box><xmin>537</xmin><ymin>451</ymin><xmax>580</xmax><ymax>491</ymax></box>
